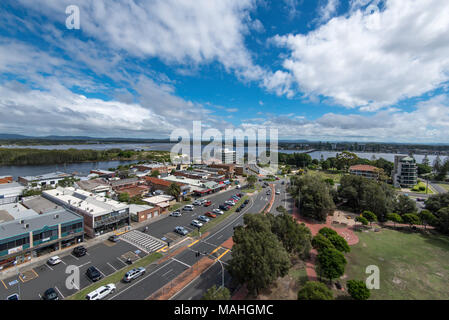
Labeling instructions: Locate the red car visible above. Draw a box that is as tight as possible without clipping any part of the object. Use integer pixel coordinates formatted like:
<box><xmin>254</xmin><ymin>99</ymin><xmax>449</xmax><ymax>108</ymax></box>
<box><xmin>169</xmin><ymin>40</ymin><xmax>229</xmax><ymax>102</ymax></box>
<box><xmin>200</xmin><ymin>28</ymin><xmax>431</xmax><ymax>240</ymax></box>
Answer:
<box><xmin>205</xmin><ymin>211</ymin><xmax>217</xmax><ymax>218</ymax></box>
<box><xmin>204</xmin><ymin>201</ymin><xmax>212</xmax><ymax>207</ymax></box>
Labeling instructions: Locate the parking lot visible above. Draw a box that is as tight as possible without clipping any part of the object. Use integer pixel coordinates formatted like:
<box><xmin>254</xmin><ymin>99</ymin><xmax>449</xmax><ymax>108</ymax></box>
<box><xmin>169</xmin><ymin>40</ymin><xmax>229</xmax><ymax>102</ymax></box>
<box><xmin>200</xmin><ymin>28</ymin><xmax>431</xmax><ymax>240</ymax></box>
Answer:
<box><xmin>0</xmin><ymin>239</ymin><xmax>144</xmax><ymax>300</ymax></box>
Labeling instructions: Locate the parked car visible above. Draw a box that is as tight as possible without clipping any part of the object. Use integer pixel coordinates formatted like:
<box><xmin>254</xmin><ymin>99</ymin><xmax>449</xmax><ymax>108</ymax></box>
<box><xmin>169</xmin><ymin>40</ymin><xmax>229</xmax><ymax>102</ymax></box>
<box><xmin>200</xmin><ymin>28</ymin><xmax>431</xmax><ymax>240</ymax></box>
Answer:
<box><xmin>123</xmin><ymin>267</ymin><xmax>146</xmax><ymax>283</ymax></box>
<box><xmin>236</xmin><ymin>184</ymin><xmax>241</xmax><ymax>189</ymax></box>
<box><xmin>174</xmin><ymin>226</ymin><xmax>188</xmax><ymax>236</ymax></box>
<box><xmin>244</xmin><ymin>199</ymin><xmax>249</xmax><ymax>205</ymax></box>
<box><xmin>231</xmin><ymin>195</ymin><xmax>240</xmax><ymax>200</ymax></box>
<box><xmin>72</xmin><ymin>246</ymin><xmax>87</xmax><ymax>257</ymax></box>
<box><xmin>281</xmin><ymin>181</ymin><xmax>285</xmax><ymax>185</ymax></box>
<box><xmin>204</xmin><ymin>201</ymin><xmax>212</xmax><ymax>207</ymax></box>
<box><xmin>236</xmin><ymin>207</ymin><xmax>242</xmax><ymax>212</ymax></box>
<box><xmin>47</xmin><ymin>256</ymin><xmax>62</xmax><ymax>266</ymax></box>
<box><xmin>86</xmin><ymin>284</ymin><xmax>116</xmax><ymax>300</ymax></box>
<box><xmin>193</xmin><ymin>200</ymin><xmax>202</xmax><ymax>206</ymax></box>
<box><xmin>86</xmin><ymin>266</ymin><xmax>102</xmax><ymax>282</ymax></box>
<box><xmin>212</xmin><ymin>209</ymin><xmax>224</xmax><ymax>215</ymax></box>
<box><xmin>237</xmin><ymin>193</ymin><xmax>244</xmax><ymax>197</ymax></box>
<box><xmin>219</xmin><ymin>204</ymin><xmax>230</xmax><ymax>211</ymax></box>
<box><xmin>191</xmin><ymin>220</ymin><xmax>203</xmax><ymax>228</ymax></box>
<box><xmin>198</xmin><ymin>215</ymin><xmax>210</xmax><ymax>223</ymax></box>
<box><xmin>108</xmin><ymin>235</ymin><xmax>120</xmax><ymax>242</ymax></box>
<box><xmin>6</xmin><ymin>294</ymin><xmax>19</xmax><ymax>300</ymax></box>
<box><xmin>225</xmin><ymin>201</ymin><xmax>236</xmax><ymax>206</ymax></box>
<box><xmin>183</xmin><ymin>205</ymin><xmax>194</xmax><ymax>211</ymax></box>
<box><xmin>275</xmin><ymin>190</ymin><xmax>281</xmax><ymax>195</ymax></box>
<box><xmin>42</xmin><ymin>288</ymin><xmax>59</xmax><ymax>300</ymax></box>
<box><xmin>170</xmin><ymin>211</ymin><xmax>182</xmax><ymax>217</ymax></box>
<box><xmin>205</xmin><ymin>211</ymin><xmax>217</xmax><ymax>218</ymax></box>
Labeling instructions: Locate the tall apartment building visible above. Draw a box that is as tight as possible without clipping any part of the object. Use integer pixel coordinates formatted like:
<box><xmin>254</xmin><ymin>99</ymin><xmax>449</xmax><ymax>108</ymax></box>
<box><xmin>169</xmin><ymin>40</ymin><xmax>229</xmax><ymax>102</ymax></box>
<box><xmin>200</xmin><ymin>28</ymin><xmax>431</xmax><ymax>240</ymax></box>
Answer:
<box><xmin>392</xmin><ymin>156</ymin><xmax>418</xmax><ymax>188</ymax></box>
<box><xmin>220</xmin><ymin>148</ymin><xmax>236</xmax><ymax>164</ymax></box>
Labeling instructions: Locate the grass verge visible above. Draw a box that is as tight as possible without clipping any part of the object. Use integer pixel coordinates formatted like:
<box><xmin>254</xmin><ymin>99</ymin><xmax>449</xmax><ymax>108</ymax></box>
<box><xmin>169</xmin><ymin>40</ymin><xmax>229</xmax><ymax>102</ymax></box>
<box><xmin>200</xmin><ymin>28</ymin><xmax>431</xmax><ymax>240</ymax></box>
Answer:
<box><xmin>67</xmin><ymin>251</ymin><xmax>162</xmax><ymax>300</ymax></box>
<box><xmin>190</xmin><ymin>196</ymin><xmax>249</xmax><ymax>237</ymax></box>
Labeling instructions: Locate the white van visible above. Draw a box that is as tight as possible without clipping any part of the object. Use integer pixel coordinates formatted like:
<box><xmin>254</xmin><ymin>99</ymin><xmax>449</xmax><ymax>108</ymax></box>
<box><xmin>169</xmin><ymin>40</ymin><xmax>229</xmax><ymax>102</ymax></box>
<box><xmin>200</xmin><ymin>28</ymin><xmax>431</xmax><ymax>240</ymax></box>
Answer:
<box><xmin>183</xmin><ymin>205</ymin><xmax>194</xmax><ymax>211</ymax></box>
<box><xmin>86</xmin><ymin>284</ymin><xmax>116</xmax><ymax>300</ymax></box>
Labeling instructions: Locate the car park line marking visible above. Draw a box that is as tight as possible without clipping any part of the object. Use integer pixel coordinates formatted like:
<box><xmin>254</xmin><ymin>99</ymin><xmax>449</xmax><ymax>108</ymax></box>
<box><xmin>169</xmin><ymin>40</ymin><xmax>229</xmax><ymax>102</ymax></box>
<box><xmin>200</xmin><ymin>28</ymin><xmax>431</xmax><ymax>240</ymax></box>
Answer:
<box><xmin>38</xmin><ymin>294</ymin><xmax>42</xmax><ymax>299</ymax></box>
<box><xmin>161</xmin><ymin>268</ymin><xmax>173</xmax><ymax>277</ymax></box>
<box><xmin>45</xmin><ymin>264</ymin><xmax>53</xmax><ymax>271</ymax></box>
<box><xmin>187</xmin><ymin>240</ymin><xmax>199</xmax><ymax>247</ymax></box>
<box><xmin>97</xmin><ymin>268</ymin><xmax>107</xmax><ymax>278</ymax></box>
<box><xmin>171</xmin><ymin>258</ymin><xmax>191</xmax><ymax>268</ymax></box>
<box><xmin>215</xmin><ymin>249</ymin><xmax>230</xmax><ymax>261</ymax></box>
<box><xmin>1</xmin><ymin>280</ymin><xmax>7</xmax><ymax>289</ymax></box>
<box><xmin>54</xmin><ymin>286</ymin><xmax>65</xmax><ymax>299</ymax></box>
<box><xmin>116</xmin><ymin>257</ymin><xmax>127</xmax><ymax>266</ymax></box>
<box><xmin>216</xmin><ymin>234</ymin><xmax>223</xmax><ymax>240</ymax></box>
<box><xmin>70</xmin><ymin>254</ymin><xmax>80</xmax><ymax>260</ymax></box>
<box><xmin>32</xmin><ymin>269</ymin><xmax>39</xmax><ymax>278</ymax></box>
<box><xmin>108</xmin><ymin>260</ymin><xmax>175</xmax><ymax>300</ymax></box>
<box><xmin>77</xmin><ymin>261</ymin><xmax>91</xmax><ymax>268</ymax></box>
<box><xmin>59</xmin><ymin>259</ymin><xmax>67</xmax><ymax>265</ymax></box>
<box><xmin>107</xmin><ymin>262</ymin><xmax>117</xmax><ymax>272</ymax></box>
<box><xmin>156</xmin><ymin>246</ymin><xmax>168</xmax><ymax>253</ymax></box>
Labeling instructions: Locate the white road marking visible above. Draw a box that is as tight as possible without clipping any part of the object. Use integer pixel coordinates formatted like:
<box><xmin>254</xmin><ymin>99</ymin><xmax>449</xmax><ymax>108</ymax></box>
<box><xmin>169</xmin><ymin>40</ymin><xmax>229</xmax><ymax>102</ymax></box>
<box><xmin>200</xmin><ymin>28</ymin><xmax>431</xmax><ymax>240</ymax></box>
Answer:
<box><xmin>161</xmin><ymin>268</ymin><xmax>173</xmax><ymax>277</ymax></box>
<box><xmin>171</xmin><ymin>258</ymin><xmax>191</xmax><ymax>268</ymax></box>
<box><xmin>60</xmin><ymin>259</ymin><xmax>67</xmax><ymax>265</ymax></box>
<box><xmin>45</xmin><ymin>264</ymin><xmax>53</xmax><ymax>271</ymax></box>
<box><xmin>70</xmin><ymin>254</ymin><xmax>80</xmax><ymax>260</ymax></box>
<box><xmin>116</xmin><ymin>257</ymin><xmax>127</xmax><ymax>266</ymax></box>
<box><xmin>77</xmin><ymin>261</ymin><xmax>91</xmax><ymax>268</ymax></box>
<box><xmin>107</xmin><ymin>262</ymin><xmax>117</xmax><ymax>271</ymax></box>
<box><xmin>54</xmin><ymin>286</ymin><xmax>65</xmax><ymax>299</ymax></box>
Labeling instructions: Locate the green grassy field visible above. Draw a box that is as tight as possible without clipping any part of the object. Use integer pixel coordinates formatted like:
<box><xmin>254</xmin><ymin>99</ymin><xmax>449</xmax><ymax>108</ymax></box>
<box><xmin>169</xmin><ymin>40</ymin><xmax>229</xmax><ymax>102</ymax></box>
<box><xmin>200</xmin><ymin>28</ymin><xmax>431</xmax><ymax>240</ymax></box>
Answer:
<box><xmin>344</xmin><ymin>229</ymin><xmax>449</xmax><ymax>300</ymax></box>
<box><xmin>437</xmin><ymin>183</ymin><xmax>449</xmax><ymax>192</ymax></box>
<box><xmin>308</xmin><ymin>170</ymin><xmax>344</xmax><ymax>183</ymax></box>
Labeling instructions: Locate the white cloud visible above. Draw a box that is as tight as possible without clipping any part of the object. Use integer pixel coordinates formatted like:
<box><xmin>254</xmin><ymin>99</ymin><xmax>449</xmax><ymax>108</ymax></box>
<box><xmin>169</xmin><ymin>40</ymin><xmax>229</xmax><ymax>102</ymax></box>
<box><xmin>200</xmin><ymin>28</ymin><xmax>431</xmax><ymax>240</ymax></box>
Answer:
<box><xmin>241</xmin><ymin>95</ymin><xmax>449</xmax><ymax>142</ymax></box>
<box><xmin>274</xmin><ymin>0</ymin><xmax>449</xmax><ymax>109</ymax></box>
<box><xmin>317</xmin><ymin>0</ymin><xmax>340</xmax><ymax>23</ymax></box>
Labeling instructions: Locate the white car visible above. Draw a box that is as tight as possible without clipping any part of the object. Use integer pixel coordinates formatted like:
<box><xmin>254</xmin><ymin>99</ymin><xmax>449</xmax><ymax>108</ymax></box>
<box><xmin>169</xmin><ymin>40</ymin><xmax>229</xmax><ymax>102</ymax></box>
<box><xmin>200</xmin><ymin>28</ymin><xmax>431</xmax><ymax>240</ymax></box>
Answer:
<box><xmin>225</xmin><ymin>201</ymin><xmax>236</xmax><ymax>206</ymax></box>
<box><xmin>212</xmin><ymin>209</ymin><xmax>224</xmax><ymax>215</ymax></box>
<box><xmin>86</xmin><ymin>283</ymin><xmax>116</xmax><ymax>300</ymax></box>
<box><xmin>275</xmin><ymin>190</ymin><xmax>281</xmax><ymax>195</ymax></box>
<box><xmin>192</xmin><ymin>200</ymin><xmax>202</xmax><ymax>206</ymax></box>
<box><xmin>183</xmin><ymin>205</ymin><xmax>194</xmax><ymax>211</ymax></box>
<box><xmin>191</xmin><ymin>220</ymin><xmax>204</xmax><ymax>228</ymax></box>
<box><xmin>47</xmin><ymin>256</ymin><xmax>62</xmax><ymax>266</ymax></box>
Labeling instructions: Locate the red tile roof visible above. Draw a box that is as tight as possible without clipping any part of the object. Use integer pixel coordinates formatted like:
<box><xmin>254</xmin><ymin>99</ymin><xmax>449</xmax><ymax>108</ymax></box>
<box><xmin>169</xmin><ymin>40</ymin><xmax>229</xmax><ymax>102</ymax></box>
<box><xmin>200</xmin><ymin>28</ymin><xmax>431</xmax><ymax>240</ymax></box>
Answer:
<box><xmin>142</xmin><ymin>176</ymin><xmax>184</xmax><ymax>187</ymax></box>
<box><xmin>349</xmin><ymin>164</ymin><xmax>378</xmax><ymax>172</ymax></box>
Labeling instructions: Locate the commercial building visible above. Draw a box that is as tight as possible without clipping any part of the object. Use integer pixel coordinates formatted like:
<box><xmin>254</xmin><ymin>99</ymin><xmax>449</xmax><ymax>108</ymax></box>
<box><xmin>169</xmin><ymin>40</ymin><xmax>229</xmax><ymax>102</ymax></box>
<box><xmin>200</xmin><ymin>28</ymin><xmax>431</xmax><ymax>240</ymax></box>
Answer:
<box><xmin>142</xmin><ymin>176</ymin><xmax>189</xmax><ymax>195</ymax></box>
<box><xmin>392</xmin><ymin>156</ymin><xmax>418</xmax><ymax>188</ymax></box>
<box><xmin>110</xmin><ymin>177</ymin><xmax>140</xmax><ymax>190</ymax></box>
<box><xmin>219</xmin><ymin>148</ymin><xmax>236</xmax><ymax>164</ymax></box>
<box><xmin>208</xmin><ymin>163</ymin><xmax>236</xmax><ymax>178</ymax></box>
<box><xmin>43</xmin><ymin>188</ymin><xmax>130</xmax><ymax>238</ymax></box>
<box><xmin>349</xmin><ymin>165</ymin><xmax>380</xmax><ymax>180</ymax></box>
<box><xmin>129</xmin><ymin>204</ymin><xmax>160</xmax><ymax>223</ymax></box>
<box><xmin>0</xmin><ymin>207</ymin><xmax>83</xmax><ymax>270</ymax></box>
<box><xmin>18</xmin><ymin>172</ymin><xmax>73</xmax><ymax>188</ymax></box>
<box><xmin>90</xmin><ymin>169</ymin><xmax>116</xmax><ymax>179</ymax></box>
<box><xmin>142</xmin><ymin>195</ymin><xmax>175</xmax><ymax>214</ymax></box>
<box><xmin>0</xmin><ymin>182</ymin><xmax>26</xmax><ymax>205</ymax></box>
<box><xmin>75</xmin><ymin>178</ymin><xmax>112</xmax><ymax>195</ymax></box>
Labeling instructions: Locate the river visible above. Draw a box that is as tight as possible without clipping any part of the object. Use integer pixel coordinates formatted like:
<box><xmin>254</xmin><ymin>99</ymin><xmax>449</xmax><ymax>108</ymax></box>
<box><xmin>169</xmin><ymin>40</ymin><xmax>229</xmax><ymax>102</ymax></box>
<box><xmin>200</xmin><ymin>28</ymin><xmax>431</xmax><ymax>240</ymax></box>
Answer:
<box><xmin>0</xmin><ymin>143</ymin><xmax>444</xmax><ymax>179</ymax></box>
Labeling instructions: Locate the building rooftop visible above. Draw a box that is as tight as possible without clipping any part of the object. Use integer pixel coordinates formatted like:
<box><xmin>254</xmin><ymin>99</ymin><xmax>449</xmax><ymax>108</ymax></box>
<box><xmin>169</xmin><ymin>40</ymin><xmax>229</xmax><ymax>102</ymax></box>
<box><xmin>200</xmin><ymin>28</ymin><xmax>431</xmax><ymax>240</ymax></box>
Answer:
<box><xmin>19</xmin><ymin>172</ymin><xmax>72</xmax><ymax>182</ymax></box>
<box><xmin>0</xmin><ymin>182</ymin><xmax>25</xmax><ymax>191</ymax></box>
<box><xmin>129</xmin><ymin>204</ymin><xmax>154</xmax><ymax>214</ymax></box>
<box><xmin>0</xmin><ymin>208</ymin><xmax>82</xmax><ymax>240</ymax></box>
<box><xmin>110</xmin><ymin>177</ymin><xmax>139</xmax><ymax>188</ymax></box>
<box><xmin>349</xmin><ymin>165</ymin><xmax>379</xmax><ymax>172</ymax></box>
<box><xmin>43</xmin><ymin>187</ymin><xmax>128</xmax><ymax>217</ymax></box>
<box><xmin>143</xmin><ymin>176</ymin><xmax>185</xmax><ymax>187</ymax></box>
<box><xmin>22</xmin><ymin>195</ymin><xmax>63</xmax><ymax>214</ymax></box>
<box><xmin>76</xmin><ymin>178</ymin><xmax>110</xmax><ymax>192</ymax></box>
<box><xmin>142</xmin><ymin>195</ymin><xmax>174</xmax><ymax>205</ymax></box>
<box><xmin>0</xmin><ymin>203</ymin><xmax>39</xmax><ymax>223</ymax></box>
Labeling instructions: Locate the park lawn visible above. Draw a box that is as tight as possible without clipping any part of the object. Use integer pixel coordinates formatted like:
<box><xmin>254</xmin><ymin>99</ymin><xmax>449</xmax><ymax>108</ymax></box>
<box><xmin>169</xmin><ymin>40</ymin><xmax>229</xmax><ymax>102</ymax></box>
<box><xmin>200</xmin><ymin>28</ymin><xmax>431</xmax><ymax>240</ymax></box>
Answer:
<box><xmin>410</xmin><ymin>181</ymin><xmax>434</xmax><ymax>194</ymax></box>
<box><xmin>169</xmin><ymin>200</ymin><xmax>192</xmax><ymax>212</ymax></box>
<box><xmin>67</xmin><ymin>251</ymin><xmax>162</xmax><ymax>300</ymax></box>
<box><xmin>308</xmin><ymin>170</ymin><xmax>344</xmax><ymax>183</ymax></box>
<box><xmin>344</xmin><ymin>229</ymin><xmax>449</xmax><ymax>300</ymax></box>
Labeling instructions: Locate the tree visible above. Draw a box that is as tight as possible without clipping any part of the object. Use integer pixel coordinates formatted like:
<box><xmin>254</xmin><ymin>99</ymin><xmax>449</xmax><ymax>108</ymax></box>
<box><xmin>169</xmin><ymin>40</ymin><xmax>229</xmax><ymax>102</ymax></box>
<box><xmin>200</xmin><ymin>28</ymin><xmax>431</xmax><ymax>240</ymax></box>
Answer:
<box><xmin>436</xmin><ymin>207</ymin><xmax>449</xmax><ymax>235</ymax></box>
<box><xmin>227</xmin><ymin>216</ymin><xmax>291</xmax><ymax>295</ymax></box>
<box><xmin>150</xmin><ymin>170</ymin><xmax>160</xmax><ymax>177</ymax></box>
<box><xmin>246</xmin><ymin>175</ymin><xmax>257</xmax><ymax>188</ymax></box>
<box><xmin>321</xmin><ymin>160</ymin><xmax>330</xmax><ymax>170</ymax></box>
<box><xmin>418</xmin><ymin>210</ymin><xmax>436</xmax><ymax>230</ymax></box>
<box><xmin>312</xmin><ymin>233</ymin><xmax>335</xmax><ymax>252</ymax></box>
<box><xmin>316</xmin><ymin>248</ymin><xmax>347</xmax><ymax>283</ymax></box>
<box><xmin>336</xmin><ymin>151</ymin><xmax>359</xmax><ymax>171</ymax></box>
<box><xmin>394</xmin><ymin>195</ymin><xmax>417</xmax><ymax>215</ymax></box>
<box><xmin>347</xmin><ymin>280</ymin><xmax>370</xmax><ymax>300</ymax></box>
<box><xmin>270</xmin><ymin>213</ymin><xmax>312</xmax><ymax>258</ymax></box>
<box><xmin>425</xmin><ymin>193</ymin><xmax>449</xmax><ymax>213</ymax></box>
<box><xmin>168</xmin><ymin>182</ymin><xmax>181</xmax><ymax>199</ymax></box>
<box><xmin>386</xmin><ymin>213</ymin><xmax>402</xmax><ymax>229</ymax></box>
<box><xmin>402</xmin><ymin>213</ymin><xmax>421</xmax><ymax>229</ymax></box>
<box><xmin>355</xmin><ymin>216</ymin><xmax>369</xmax><ymax>228</ymax></box>
<box><xmin>202</xmin><ymin>285</ymin><xmax>231</xmax><ymax>300</ymax></box>
<box><xmin>362</xmin><ymin>210</ymin><xmax>377</xmax><ymax>226</ymax></box>
<box><xmin>118</xmin><ymin>192</ymin><xmax>130</xmax><ymax>203</ymax></box>
<box><xmin>297</xmin><ymin>281</ymin><xmax>333</xmax><ymax>300</ymax></box>
<box><xmin>317</xmin><ymin>227</ymin><xmax>349</xmax><ymax>253</ymax></box>
<box><xmin>290</xmin><ymin>174</ymin><xmax>335</xmax><ymax>222</ymax></box>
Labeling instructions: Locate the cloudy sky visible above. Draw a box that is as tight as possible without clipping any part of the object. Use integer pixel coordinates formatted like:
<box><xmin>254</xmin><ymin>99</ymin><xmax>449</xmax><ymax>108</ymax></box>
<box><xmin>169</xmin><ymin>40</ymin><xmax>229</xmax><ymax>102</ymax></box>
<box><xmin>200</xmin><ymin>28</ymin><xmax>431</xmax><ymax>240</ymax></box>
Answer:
<box><xmin>1</xmin><ymin>0</ymin><xmax>449</xmax><ymax>143</ymax></box>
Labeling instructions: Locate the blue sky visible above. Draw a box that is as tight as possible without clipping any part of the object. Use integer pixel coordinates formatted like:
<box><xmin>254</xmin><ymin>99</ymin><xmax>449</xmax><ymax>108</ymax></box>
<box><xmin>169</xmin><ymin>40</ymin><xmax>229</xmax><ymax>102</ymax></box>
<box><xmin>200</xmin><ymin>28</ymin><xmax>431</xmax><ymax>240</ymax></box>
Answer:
<box><xmin>1</xmin><ymin>0</ymin><xmax>449</xmax><ymax>143</ymax></box>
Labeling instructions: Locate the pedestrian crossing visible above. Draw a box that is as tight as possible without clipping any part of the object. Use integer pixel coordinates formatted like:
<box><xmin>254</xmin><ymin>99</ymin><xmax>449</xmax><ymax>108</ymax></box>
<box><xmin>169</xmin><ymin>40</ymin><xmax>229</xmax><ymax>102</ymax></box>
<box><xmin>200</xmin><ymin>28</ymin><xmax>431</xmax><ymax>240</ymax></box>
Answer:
<box><xmin>120</xmin><ymin>230</ymin><xmax>165</xmax><ymax>254</ymax></box>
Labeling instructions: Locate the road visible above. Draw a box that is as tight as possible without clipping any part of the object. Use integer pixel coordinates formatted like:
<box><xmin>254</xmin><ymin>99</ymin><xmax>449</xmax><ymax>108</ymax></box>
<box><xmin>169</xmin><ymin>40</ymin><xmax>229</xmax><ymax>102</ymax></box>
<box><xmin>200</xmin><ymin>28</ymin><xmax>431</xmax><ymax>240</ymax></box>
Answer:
<box><xmin>108</xmin><ymin>186</ymin><xmax>270</xmax><ymax>300</ymax></box>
